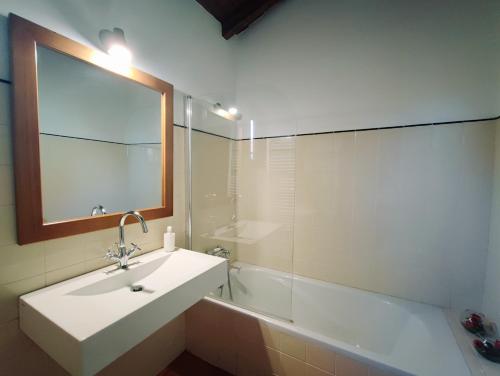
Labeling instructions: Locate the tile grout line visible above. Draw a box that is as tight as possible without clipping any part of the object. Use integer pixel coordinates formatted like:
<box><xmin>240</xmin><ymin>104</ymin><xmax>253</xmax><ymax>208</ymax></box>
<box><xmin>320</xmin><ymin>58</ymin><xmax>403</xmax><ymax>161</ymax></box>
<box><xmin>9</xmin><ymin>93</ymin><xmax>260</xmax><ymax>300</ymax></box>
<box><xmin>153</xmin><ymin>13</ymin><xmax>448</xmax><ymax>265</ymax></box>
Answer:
<box><xmin>0</xmin><ymin>271</ymin><xmax>46</xmax><ymax>288</ymax></box>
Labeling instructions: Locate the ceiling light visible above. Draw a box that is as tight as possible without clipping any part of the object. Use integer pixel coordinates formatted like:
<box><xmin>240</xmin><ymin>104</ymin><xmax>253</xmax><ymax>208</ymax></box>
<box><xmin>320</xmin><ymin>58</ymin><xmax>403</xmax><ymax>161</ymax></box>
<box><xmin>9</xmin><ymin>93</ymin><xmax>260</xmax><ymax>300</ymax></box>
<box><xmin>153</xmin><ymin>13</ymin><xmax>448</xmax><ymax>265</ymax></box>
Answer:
<box><xmin>228</xmin><ymin>107</ymin><xmax>238</xmax><ymax>115</ymax></box>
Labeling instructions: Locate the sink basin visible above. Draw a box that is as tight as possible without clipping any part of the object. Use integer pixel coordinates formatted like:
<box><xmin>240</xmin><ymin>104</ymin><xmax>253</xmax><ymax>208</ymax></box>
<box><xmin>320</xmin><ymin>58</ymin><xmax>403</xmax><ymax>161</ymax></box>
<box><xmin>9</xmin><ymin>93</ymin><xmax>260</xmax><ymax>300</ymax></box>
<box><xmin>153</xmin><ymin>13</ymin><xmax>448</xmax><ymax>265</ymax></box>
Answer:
<box><xmin>69</xmin><ymin>255</ymin><xmax>170</xmax><ymax>296</ymax></box>
<box><xmin>19</xmin><ymin>248</ymin><xmax>226</xmax><ymax>376</ymax></box>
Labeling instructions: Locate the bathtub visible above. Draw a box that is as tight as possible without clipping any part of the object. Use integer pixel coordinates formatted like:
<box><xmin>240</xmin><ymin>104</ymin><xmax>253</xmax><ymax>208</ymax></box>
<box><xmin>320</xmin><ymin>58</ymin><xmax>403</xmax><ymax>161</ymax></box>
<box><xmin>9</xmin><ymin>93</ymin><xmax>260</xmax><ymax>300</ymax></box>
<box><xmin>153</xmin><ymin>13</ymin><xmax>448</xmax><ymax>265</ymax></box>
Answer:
<box><xmin>207</xmin><ymin>262</ymin><xmax>470</xmax><ymax>376</ymax></box>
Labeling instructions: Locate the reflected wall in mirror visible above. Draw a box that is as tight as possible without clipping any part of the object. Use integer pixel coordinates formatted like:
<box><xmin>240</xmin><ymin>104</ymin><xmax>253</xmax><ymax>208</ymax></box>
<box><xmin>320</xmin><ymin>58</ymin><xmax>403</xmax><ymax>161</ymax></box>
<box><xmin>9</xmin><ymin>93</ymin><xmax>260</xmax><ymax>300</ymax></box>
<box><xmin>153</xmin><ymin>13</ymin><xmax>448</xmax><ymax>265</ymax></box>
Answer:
<box><xmin>10</xmin><ymin>14</ymin><xmax>173</xmax><ymax>244</ymax></box>
<box><xmin>37</xmin><ymin>46</ymin><xmax>162</xmax><ymax>223</ymax></box>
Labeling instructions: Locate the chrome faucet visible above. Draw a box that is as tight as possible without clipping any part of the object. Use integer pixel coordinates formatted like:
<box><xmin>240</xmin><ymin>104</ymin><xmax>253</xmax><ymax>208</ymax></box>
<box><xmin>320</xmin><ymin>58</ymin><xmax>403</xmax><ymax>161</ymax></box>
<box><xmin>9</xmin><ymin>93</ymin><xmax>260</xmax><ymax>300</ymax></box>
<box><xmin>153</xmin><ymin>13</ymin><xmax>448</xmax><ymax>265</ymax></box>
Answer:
<box><xmin>105</xmin><ymin>211</ymin><xmax>148</xmax><ymax>269</ymax></box>
<box><xmin>91</xmin><ymin>204</ymin><xmax>107</xmax><ymax>216</ymax></box>
<box><xmin>206</xmin><ymin>246</ymin><xmax>236</xmax><ymax>300</ymax></box>
<box><xmin>207</xmin><ymin>245</ymin><xmax>231</xmax><ymax>258</ymax></box>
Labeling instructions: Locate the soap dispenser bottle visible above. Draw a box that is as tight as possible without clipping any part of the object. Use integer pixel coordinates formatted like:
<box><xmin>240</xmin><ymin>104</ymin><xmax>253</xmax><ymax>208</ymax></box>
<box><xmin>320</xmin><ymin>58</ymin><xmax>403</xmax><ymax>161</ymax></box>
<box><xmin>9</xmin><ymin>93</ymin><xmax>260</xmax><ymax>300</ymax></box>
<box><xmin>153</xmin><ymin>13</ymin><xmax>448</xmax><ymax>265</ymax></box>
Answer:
<box><xmin>164</xmin><ymin>226</ymin><xmax>175</xmax><ymax>252</ymax></box>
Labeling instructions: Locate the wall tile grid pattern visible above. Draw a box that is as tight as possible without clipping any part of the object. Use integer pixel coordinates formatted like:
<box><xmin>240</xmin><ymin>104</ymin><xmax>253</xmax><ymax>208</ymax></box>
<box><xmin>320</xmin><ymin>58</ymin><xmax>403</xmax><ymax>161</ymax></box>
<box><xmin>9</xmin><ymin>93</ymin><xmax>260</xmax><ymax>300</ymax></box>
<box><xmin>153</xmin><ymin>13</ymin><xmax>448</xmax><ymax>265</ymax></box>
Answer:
<box><xmin>186</xmin><ymin>299</ymin><xmax>398</xmax><ymax>376</ymax></box>
<box><xmin>233</xmin><ymin>137</ymin><xmax>296</xmax><ymax>274</ymax></box>
<box><xmin>0</xmin><ymin>81</ymin><xmax>187</xmax><ymax>374</ymax></box>
<box><xmin>229</xmin><ymin>121</ymin><xmax>496</xmax><ymax>310</ymax></box>
<box><xmin>191</xmin><ymin>131</ymin><xmax>236</xmax><ymax>254</ymax></box>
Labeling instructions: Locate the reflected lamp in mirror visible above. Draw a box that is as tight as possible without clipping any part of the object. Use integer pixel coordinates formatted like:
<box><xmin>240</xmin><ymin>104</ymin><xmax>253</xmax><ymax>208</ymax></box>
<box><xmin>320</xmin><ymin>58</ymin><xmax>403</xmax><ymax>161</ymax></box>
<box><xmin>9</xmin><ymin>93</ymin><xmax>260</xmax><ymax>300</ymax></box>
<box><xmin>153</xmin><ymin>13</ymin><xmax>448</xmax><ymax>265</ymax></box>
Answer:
<box><xmin>212</xmin><ymin>103</ymin><xmax>242</xmax><ymax>121</ymax></box>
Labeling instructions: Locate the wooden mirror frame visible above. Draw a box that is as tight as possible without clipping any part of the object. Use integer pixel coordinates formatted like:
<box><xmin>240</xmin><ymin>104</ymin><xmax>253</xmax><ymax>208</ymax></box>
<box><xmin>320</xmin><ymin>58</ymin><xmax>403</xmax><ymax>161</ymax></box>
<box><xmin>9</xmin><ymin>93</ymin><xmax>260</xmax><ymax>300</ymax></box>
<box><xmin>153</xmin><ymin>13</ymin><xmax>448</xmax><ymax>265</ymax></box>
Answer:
<box><xmin>9</xmin><ymin>14</ymin><xmax>174</xmax><ymax>245</ymax></box>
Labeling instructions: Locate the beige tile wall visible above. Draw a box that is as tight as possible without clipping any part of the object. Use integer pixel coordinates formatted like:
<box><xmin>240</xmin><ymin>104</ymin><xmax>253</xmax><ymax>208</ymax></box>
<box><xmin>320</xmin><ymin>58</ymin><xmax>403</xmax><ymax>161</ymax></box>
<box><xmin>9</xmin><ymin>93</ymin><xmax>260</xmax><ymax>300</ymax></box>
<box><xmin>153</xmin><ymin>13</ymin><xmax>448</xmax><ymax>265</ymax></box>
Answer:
<box><xmin>233</xmin><ymin>137</ymin><xmax>296</xmax><ymax>273</ymax></box>
<box><xmin>0</xmin><ymin>81</ymin><xmax>187</xmax><ymax>374</ymax></box>
<box><xmin>186</xmin><ymin>299</ymin><xmax>398</xmax><ymax>376</ymax></box>
<box><xmin>233</xmin><ymin>121</ymin><xmax>496</xmax><ymax>309</ymax></box>
<box><xmin>191</xmin><ymin>131</ymin><xmax>235</xmax><ymax>254</ymax></box>
<box><xmin>482</xmin><ymin>118</ymin><xmax>500</xmax><ymax>326</ymax></box>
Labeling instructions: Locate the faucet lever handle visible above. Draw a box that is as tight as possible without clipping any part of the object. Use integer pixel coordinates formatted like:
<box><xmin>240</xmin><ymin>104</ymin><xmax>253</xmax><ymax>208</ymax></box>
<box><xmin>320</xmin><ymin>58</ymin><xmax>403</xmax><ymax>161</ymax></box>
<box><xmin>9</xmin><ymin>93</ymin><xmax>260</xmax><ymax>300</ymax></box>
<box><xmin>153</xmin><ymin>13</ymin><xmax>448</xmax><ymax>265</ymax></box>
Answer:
<box><xmin>127</xmin><ymin>242</ymin><xmax>141</xmax><ymax>257</ymax></box>
<box><xmin>104</xmin><ymin>249</ymin><xmax>117</xmax><ymax>260</ymax></box>
<box><xmin>104</xmin><ymin>243</ymin><xmax>120</xmax><ymax>260</ymax></box>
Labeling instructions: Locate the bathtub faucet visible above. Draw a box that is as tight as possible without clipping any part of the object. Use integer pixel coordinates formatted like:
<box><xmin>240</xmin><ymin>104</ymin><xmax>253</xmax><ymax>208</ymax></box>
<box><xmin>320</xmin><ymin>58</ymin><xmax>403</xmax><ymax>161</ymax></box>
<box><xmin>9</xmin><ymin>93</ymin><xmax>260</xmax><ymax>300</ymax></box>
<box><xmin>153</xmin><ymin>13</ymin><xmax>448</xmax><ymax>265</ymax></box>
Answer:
<box><xmin>207</xmin><ymin>246</ymin><xmax>231</xmax><ymax>259</ymax></box>
<box><xmin>207</xmin><ymin>246</ymin><xmax>234</xmax><ymax>300</ymax></box>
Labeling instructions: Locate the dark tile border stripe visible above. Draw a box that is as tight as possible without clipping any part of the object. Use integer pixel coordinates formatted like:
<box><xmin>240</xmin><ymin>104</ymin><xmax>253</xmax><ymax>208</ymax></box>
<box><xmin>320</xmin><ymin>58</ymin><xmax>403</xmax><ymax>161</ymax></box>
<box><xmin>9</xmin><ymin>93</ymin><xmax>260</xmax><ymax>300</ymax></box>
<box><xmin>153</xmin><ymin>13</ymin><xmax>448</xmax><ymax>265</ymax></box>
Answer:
<box><xmin>40</xmin><ymin>132</ymin><xmax>161</xmax><ymax>146</ymax></box>
<box><xmin>6</xmin><ymin>70</ymin><xmax>498</xmax><ymax>143</ymax></box>
<box><xmin>174</xmin><ymin>123</ymin><xmax>236</xmax><ymax>141</ymax></box>
<box><xmin>238</xmin><ymin>115</ymin><xmax>500</xmax><ymax>141</ymax></box>
<box><xmin>41</xmin><ymin>116</ymin><xmax>500</xmax><ymax>145</ymax></box>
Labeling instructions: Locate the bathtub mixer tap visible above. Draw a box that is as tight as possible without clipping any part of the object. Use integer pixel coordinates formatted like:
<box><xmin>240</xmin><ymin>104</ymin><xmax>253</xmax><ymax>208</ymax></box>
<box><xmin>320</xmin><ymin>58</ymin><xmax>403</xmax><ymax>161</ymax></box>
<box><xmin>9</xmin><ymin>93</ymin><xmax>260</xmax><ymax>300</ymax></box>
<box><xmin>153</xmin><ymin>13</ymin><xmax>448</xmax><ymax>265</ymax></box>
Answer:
<box><xmin>207</xmin><ymin>246</ymin><xmax>230</xmax><ymax>258</ymax></box>
<box><xmin>207</xmin><ymin>246</ymin><xmax>236</xmax><ymax>300</ymax></box>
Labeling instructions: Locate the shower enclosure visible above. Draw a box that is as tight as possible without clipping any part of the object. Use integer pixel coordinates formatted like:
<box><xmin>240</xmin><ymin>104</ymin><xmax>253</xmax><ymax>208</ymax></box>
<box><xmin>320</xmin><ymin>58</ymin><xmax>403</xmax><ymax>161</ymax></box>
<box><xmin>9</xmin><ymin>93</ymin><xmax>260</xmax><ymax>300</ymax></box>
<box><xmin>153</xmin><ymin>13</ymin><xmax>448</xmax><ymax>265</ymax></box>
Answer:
<box><xmin>182</xmin><ymin>91</ymin><xmax>500</xmax><ymax>374</ymax></box>
<box><xmin>184</xmin><ymin>95</ymin><xmax>296</xmax><ymax>321</ymax></box>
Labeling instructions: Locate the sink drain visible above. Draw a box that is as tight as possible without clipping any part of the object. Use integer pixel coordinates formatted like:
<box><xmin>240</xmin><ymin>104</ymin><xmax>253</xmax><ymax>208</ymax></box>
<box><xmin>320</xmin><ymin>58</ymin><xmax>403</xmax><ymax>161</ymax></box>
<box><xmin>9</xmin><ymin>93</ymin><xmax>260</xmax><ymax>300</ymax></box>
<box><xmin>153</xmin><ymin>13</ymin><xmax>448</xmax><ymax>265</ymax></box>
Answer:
<box><xmin>130</xmin><ymin>285</ymin><xmax>144</xmax><ymax>292</ymax></box>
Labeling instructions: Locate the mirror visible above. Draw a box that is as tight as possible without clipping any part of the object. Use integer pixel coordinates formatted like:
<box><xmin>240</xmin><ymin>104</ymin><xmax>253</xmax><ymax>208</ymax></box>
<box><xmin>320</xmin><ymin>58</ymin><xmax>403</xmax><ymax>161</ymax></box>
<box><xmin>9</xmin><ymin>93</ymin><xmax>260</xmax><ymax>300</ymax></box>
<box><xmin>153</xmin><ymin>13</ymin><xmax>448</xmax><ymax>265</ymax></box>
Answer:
<box><xmin>10</xmin><ymin>14</ymin><xmax>173</xmax><ymax>244</ymax></box>
<box><xmin>37</xmin><ymin>46</ymin><xmax>162</xmax><ymax>223</ymax></box>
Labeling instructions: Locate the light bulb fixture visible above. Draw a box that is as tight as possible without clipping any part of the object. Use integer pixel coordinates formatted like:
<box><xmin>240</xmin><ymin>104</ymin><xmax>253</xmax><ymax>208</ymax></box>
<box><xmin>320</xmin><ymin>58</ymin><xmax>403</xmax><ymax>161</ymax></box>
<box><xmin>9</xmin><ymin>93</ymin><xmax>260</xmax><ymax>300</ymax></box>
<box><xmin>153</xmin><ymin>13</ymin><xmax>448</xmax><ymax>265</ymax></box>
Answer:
<box><xmin>212</xmin><ymin>103</ymin><xmax>242</xmax><ymax>121</ymax></box>
<box><xmin>99</xmin><ymin>27</ymin><xmax>132</xmax><ymax>64</ymax></box>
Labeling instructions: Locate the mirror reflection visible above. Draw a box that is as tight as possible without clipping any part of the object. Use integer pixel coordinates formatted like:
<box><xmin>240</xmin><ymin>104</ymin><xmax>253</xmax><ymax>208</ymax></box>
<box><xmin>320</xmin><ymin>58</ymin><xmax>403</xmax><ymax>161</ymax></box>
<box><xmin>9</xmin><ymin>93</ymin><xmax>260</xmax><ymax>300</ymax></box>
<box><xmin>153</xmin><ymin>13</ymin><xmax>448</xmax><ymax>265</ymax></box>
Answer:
<box><xmin>36</xmin><ymin>46</ymin><xmax>162</xmax><ymax>223</ymax></box>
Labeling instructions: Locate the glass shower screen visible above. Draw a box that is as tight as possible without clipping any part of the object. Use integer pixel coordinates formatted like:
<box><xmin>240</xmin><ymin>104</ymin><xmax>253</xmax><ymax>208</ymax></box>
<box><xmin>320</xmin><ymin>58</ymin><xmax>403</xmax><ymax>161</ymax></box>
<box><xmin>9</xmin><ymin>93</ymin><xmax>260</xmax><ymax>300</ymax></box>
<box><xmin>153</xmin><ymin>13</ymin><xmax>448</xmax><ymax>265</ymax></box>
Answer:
<box><xmin>187</xmin><ymin>96</ymin><xmax>295</xmax><ymax>321</ymax></box>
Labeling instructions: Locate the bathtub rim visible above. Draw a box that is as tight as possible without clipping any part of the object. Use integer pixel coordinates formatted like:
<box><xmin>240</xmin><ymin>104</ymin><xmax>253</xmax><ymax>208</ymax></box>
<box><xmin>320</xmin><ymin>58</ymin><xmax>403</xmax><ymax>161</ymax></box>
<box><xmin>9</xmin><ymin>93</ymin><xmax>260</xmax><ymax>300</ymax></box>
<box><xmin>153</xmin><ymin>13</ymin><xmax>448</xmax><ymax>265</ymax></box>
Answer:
<box><xmin>204</xmin><ymin>296</ymin><xmax>413</xmax><ymax>376</ymax></box>
<box><xmin>206</xmin><ymin>261</ymin><xmax>471</xmax><ymax>376</ymax></box>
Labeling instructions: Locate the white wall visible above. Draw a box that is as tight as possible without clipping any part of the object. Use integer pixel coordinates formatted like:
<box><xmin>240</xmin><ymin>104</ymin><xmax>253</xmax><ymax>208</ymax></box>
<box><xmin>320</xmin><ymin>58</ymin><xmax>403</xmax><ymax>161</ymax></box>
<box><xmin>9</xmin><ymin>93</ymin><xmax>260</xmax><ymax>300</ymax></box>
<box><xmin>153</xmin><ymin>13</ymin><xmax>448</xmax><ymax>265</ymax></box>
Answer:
<box><xmin>0</xmin><ymin>0</ymin><xmax>237</xmax><ymax>107</ymax></box>
<box><xmin>234</xmin><ymin>0</ymin><xmax>500</xmax><ymax>138</ymax></box>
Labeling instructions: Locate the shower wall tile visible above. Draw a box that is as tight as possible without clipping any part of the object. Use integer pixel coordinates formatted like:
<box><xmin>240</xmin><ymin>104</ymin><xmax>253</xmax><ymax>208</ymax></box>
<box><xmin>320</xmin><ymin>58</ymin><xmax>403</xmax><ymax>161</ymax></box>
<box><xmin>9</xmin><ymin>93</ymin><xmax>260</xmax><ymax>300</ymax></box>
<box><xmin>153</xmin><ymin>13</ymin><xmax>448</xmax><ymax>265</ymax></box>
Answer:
<box><xmin>188</xmin><ymin>119</ymin><xmax>496</xmax><ymax>309</ymax></box>
<box><xmin>235</xmin><ymin>137</ymin><xmax>295</xmax><ymax>273</ymax></box>
<box><xmin>449</xmin><ymin>122</ymin><xmax>495</xmax><ymax>310</ymax></box>
<box><xmin>229</xmin><ymin>120</ymin><xmax>496</xmax><ymax>309</ymax></box>
<box><xmin>483</xmin><ymin>119</ymin><xmax>500</xmax><ymax>327</ymax></box>
<box><xmin>292</xmin><ymin>122</ymin><xmax>495</xmax><ymax>308</ymax></box>
<box><xmin>191</xmin><ymin>131</ymin><xmax>235</xmax><ymax>253</ymax></box>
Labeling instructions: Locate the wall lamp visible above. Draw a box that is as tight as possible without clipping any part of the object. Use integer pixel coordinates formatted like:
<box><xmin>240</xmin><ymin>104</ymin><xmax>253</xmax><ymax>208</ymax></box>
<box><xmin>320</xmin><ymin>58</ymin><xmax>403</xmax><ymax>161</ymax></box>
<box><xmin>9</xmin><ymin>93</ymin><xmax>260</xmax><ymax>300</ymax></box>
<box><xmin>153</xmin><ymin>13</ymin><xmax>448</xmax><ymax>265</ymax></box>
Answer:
<box><xmin>99</xmin><ymin>27</ymin><xmax>132</xmax><ymax>64</ymax></box>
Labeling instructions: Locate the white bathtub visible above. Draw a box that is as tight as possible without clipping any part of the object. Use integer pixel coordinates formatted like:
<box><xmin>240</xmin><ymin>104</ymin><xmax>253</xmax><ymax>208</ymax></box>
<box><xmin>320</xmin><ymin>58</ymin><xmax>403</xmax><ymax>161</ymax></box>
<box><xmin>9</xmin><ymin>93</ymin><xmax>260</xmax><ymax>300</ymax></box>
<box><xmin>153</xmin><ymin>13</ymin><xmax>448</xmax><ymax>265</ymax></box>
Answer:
<box><xmin>208</xmin><ymin>262</ymin><xmax>470</xmax><ymax>376</ymax></box>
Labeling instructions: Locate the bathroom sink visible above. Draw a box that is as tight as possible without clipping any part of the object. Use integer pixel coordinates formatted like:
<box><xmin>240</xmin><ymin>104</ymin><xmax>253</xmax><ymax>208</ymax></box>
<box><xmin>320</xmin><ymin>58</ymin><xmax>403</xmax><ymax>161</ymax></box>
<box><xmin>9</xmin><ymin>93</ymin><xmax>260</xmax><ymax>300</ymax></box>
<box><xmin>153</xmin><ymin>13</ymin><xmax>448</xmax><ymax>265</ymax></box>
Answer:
<box><xmin>69</xmin><ymin>254</ymin><xmax>170</xmax><ymax>296</ymax></box>
<box><xmin>19</xmin><ymin>249</ymin><xmax>226</xmax><ymax>376</ymax></box>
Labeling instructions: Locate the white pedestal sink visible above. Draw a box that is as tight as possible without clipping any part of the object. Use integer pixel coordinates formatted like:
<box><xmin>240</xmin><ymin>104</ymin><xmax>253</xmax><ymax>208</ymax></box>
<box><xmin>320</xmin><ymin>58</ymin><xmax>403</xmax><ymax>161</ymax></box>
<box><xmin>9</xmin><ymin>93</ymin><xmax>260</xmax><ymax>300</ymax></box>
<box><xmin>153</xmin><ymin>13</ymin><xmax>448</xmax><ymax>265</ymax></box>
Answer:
<box><xmin>19</xmin><ymin>248</ymin><xmax>227</xmax><ymax>376</ymax></box>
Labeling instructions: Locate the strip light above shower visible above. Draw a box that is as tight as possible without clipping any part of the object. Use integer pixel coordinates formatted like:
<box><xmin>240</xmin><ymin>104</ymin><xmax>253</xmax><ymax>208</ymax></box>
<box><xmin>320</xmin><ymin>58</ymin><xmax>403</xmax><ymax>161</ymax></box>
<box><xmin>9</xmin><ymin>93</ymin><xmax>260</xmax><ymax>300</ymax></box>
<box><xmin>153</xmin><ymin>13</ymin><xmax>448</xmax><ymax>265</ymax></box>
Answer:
<box><xmin>212</xmin><ymin>103</ymin><xmax>242</xmax><ymax>121</ymax></box>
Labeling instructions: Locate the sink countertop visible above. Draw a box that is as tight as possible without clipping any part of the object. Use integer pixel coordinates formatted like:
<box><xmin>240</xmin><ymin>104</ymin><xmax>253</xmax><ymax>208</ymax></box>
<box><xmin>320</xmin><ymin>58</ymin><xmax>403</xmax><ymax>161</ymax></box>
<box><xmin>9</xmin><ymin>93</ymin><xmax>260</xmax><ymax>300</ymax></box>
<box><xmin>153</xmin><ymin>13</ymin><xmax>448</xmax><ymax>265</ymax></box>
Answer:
<box><xmin>19</xmin><ymin>248</ymin><xmax>227</xmax><ymax>375</ymax></box>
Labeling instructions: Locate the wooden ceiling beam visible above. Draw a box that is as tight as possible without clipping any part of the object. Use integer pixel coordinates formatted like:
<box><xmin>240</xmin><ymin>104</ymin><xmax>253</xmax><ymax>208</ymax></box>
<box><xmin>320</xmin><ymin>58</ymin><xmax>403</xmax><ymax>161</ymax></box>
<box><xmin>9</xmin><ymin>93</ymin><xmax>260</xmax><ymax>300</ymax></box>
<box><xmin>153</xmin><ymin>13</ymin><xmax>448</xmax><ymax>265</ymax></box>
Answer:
<box><xmin>221</xmin><ymin>0</ymin><xmax>281</xmax><ymax>39</ymax></box>
<box><xmin>196</xmin><ymin>0</ymin><xmax>281</xmax><ymax>40</ymax></box>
